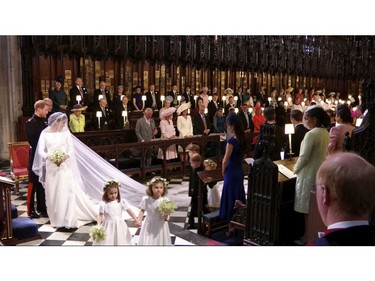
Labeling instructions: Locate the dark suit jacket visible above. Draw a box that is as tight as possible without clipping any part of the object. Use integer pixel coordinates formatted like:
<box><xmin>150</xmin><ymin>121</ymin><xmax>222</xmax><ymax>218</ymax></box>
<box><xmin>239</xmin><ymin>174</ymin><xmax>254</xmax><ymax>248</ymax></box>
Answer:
<box><xmin>167</xmin><ymin>90</ymin><xmax>178</xmax><ymax>107</ymax></box>
<box><xmin>69</xmin><ymin>85</ymin><xmax>88</xmax><ymax>107</ymax></box>
<box><xmin>234</xmin><ymin>92</ymin><xmax>245</xmax><ymax>108</ymax></box>
<box><xmin>207</xmin><ymin>100</ymin><xmax>221</xmax><ymax>123</ymax></box>
<box><xmin>287</xmin><ymin>123</ymin><xmax>309</xmax><ymax>157</ymax></box>
<box><xmin>182</xmin><ymin>92</ymin><xmax>195</xmax><ymax>110</ymax></box>
<box><xmin>113</xmin><ymin>94</ymin><xmax>129</xmax><ymax>129</ymax></box>
<box><xmin>193</xmin><ymin>111</ymin><xmax>211</xmax><ymax>135</ymax></box>
<box><xmin>238</xmin><ymin>110</ymin><xmax>254</xmax><ymax>132</ymax></box>
<box><xmin>311</xmin><ymin>225</ymin><xmax>375</xmax><ymax>246</ymax></box>
<box><xmin>25</xmin><ymin>115</ymin><xmax>48</xmax><ymax>181</ymax></box>
<box><xmin>93</xmin><ymin>89</ymin><xmax>111</xmax><ymax>109</ymax></box>
<box><xmin>93</xmin><ymin>105</ymin><xmax>113</xmax><ymax>130</ymax></box>
<box><xmin>145</xmin><ymin>91</ymin><xmax>162</xmax><ymax>110</ymax></box>
<box><xmin>256</xmin><ymin>91</ymin><xmax>268</xmax><ymax>106</ymax></box>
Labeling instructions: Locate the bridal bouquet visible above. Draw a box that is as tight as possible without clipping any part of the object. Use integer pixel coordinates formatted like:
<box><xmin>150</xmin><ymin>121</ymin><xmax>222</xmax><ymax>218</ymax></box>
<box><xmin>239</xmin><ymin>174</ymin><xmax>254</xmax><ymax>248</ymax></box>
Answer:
<box><xmin>90</xmin><ymin>225</ymin><xmax>106</xmax><ymax>243</ymax></box>
<box><xmin>50</xmin><ymin>150</ymin><xmax>66</xmax><ymax>167</ymax></box>
<box><xmin>157</xmin><ymin>199</ymin><xmax>177</xmax><ymax>216</ymax></box>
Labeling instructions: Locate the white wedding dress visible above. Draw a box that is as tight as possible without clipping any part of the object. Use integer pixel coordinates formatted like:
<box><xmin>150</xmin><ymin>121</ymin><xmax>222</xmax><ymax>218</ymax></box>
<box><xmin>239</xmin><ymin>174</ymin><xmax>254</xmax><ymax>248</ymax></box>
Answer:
<box><xmin>33</xmin><ymin>112</ymin><xmax>147</xmax><ymax>229</ymax></box>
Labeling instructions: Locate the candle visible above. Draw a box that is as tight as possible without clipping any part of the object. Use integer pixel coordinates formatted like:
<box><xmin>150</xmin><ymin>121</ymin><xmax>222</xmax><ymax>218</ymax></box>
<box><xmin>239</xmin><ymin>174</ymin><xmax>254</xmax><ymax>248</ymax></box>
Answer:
<box><xmin>301</xmin><ymin>101</ymin><xmax>305</xmax><ymax>107</ymax></box>
<box><xmin>234</xmin><ymin>108</ymin><xmax>239</xmax><ymax>113</ymax></box>
<box><xmin>234</xmin><ymin>96</ymin><xmax>238</xmax><ymax>102</ymax></box>
<box><xmin>204</xmin><ymin>108</ymin><xmax>208</xmax><ymax>114</ymax></box>
<box><xmin>222</xmin><ymin>96</ymin><xmax>226</xmax><ymax>106</ymax></box>
<box><xmin>96</xmin><ymin>111</ymin><xmax>102</xmax><ymax>128</ymax></box>
<box><xmin>160</xmin><ymin>95</ymin><xmax>165</xmax><ymax>102</ymax></box>
<box><xmin>142</xmin><ymin>95</ymin><xmax>146</xmax><ymax>108</ymax></box>
<box><xmin>268</xmin><ymin>97</ymin><xmax>271</xmax><ymax>102</ymax></box>
<box><xmin>98</xmin><ymin>94</ymin><xmax>103</xmax><ymax>101</ymax></box>
<box><xmin>278</xmin><ymin>97</ymin><xmax>282</xmax><ymax>101</ymax></box>
<box><xmin>194</xmin><ymin>95</ymin><xmax>198</xmax><ymax>101</ymax></box>
<box><xmin>248</xmin><ymin>107</ymin><xmax>253</xmax><ymax>114</ymax></box>
<box><xmin>188</xmin><ymin>109</ymin><xmax>190</xmax><ymax>114</ymax></box>
<box><xmin>76</xmin><ymin>95</ymin><xmax>81</xmax><ymax>104</ymax></box>
<box><xmin>122</xmin><ymin>111</ymin><xmax>127</xmax><ymax>125</ymax></box>
<box><xmin>208</xmin><ymin>95</ymin><xmax>212</xmax><ymax>101</ymax></box>
<box><xmin>177</xmin><ymin>95</ymin><xmax>181</xmax><ymax>105</ymax></box>
<box><xmin>284</xmin><ymin>124</ymin><xmax>295</xmax><ymax>159</ymax></box>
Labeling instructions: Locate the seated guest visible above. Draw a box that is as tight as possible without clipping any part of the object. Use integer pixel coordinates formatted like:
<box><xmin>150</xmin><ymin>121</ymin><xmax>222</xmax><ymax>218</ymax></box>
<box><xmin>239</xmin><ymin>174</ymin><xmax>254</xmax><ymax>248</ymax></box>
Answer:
<box><xmin>114</xmin><ymin>94</ymin><xmax>130</xmax><ymax>129</ymax></box>
<box><xmin>93</xmin><ymin>80</ymin><xmax>111</xmax><ymax>110</ymax></box>
<box><xmin>288</xmin><ymin>109</ymin><xmax>309</xmax><ymax>157</ymax></box>
<box><xmin>327</xmin><ymin>104</ymin><xmax>355</xmax><ymax>155</ymax></box>
<box><xmin>311</xmin><ymin>152</ymin><xmax>375</xmax><ymax>246</ymax></box>
<box><xmin>69</xmin><ymin>104</ymin><xmax>87</xmax><ymax>133</ymax></box>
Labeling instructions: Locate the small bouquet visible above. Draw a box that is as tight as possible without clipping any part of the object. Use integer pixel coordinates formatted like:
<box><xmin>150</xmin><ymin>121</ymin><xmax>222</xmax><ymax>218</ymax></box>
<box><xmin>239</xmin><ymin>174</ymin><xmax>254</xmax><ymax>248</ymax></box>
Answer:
<box><xmin>157</xmin><ymin>199</ymin><xmax>177</xmax><ymax>216</ymax></box>
<box><xmin>50</xmin><ymin>150</ymin><xmax>66</xmax><ymax>167</ymax></box>
<box><xmin>89</xmin><ymin>225</ymin><xmax>106</xmax><ymax>243</ymax></box>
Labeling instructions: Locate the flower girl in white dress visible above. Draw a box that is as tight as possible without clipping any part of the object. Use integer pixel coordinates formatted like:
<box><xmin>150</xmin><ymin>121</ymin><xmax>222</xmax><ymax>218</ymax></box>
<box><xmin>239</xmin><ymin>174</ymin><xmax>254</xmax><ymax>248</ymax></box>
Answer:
<box><xmin>137</xmin><ymin>177</ymin><xmax>172</xmax><ymax>245</ymax></box>
<box><xmin>93</xmin><ymin>180</ymin><xmax>140</xmax><ymax>245</ymax></box>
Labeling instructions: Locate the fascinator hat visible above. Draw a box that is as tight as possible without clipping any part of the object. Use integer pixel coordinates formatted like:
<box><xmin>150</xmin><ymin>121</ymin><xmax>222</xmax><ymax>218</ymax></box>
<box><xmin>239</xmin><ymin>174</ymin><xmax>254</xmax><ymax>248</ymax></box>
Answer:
<box><xmin>71</xmin><ymin>104</ymin><xmax>88</xmax><ymax>112</ymax></box>
<box><xmin>165</xmin><ymin>96</ymin><xmax>173</xmax><ymax>103</ymax></box>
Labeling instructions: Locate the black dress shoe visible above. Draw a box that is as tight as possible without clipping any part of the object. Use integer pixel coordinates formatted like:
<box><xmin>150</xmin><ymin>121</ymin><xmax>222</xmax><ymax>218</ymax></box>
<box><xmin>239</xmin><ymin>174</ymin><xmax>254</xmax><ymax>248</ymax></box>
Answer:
<box><xmin>29</xmin><ymin>211</ymin><xmax>40</xmax><ymax>219</ymax></box>
<box><xmin>39</xmin><ymin>211</ymin><xmax>49</xmax><ymax>218</ymax></box>
<box><xmin>186</xmin><ymin>223</ymin><xmax>196</xmax><ymax>230</ymax></box>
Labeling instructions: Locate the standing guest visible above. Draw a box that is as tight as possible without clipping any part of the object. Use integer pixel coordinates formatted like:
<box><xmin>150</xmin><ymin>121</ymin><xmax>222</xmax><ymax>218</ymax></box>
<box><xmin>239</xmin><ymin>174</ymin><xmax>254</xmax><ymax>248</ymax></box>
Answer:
<box><xmin>256</xmin><ymin>86</ymin><xmax>267</xmax><ymax>107</ymax></box>
<box><xmin>144</xmin><ymin>83</ymin><xmax>162</xmax><ymax>110</ymax></box>
<box><xmin>199</xmin><ymin>86</ymin><xmax>209</xmax><ymax>109</ymax></box>
<box><xmin>252</xmin><ymin>102</ymin><xmax>266</xmax><ymax>145</ymax></box>
<box><xmin>69</xmin><ymin>104</ymin><xmax>87</xmax><ymax>133</ymax></box>
<box><xmin>132</xmin><ymin>85</ymin><xmax>144</xmax><ymax>111</ymax></box>
<box><xmin>135</xmin><ymin>108</ymin><xmax>158</xmax><ymax>167</ymax></box>
<box><xmin>159</xmin><ymin>95</ymin><xmax>173</xmax><ymax>120</ymax></box>
<box><xmin>167</xmin><ymin>84</ymin><xmax>179</xmax><ymax>107</ymax></box>
<box><xmin>327</xmin><ymin>104</ymin><xmax>354</xmax><ymax>155</ymax></box>
<box><xmin>262</xmin><ymin>106</ymin><xmax>285</xmax><ymax>161</ymax></box>
<box><xmin>113</xmin><ymin>85</ymin><xmax>126</xmax><ymax>129</ymax></box>
<box><xmin>43</xmin><ymin>97</ymin><xmax>53</xmax><ymax>119</ymax></box>
<box><xmin>187</xmin><ymin>153</ymin><xmax>204</xmax><ymax>229</ymax></box>
<box><xmin>275</xmin><ymin>100</ymin><xmax>287</xmax><ymax>127</ymax></box>
<box><xmin>326</xmin><ymin>108</ymin><xmax>336</xmax><ymax>132</ymax></box>
<box><xmin>93</xmin><ymin>179</ymin><xmax>139</xmax><ymax>246</ymax></box>
<box><xmin>208</xmin><ymin>92</ymin><xmax>221</xmax><ymax>123</ymax></box>
<box><xmin>293</xmin><ymin>105</ymin><xmax>330</xmax><ymax>245</ymax></box>
<box><xmin>193</xmin><ymin>105</ymin><xmax>211</xmax><ymax>135</ymax></box>
<box><xmin>69</xmin><ymin>77</ymin><xmax>88</xmax><ymax>107</ymax></box>
<box><xmin>288</xmin><ymin>109</ymin><xmax>309</xmax><ymax>157</ymax></box>
<box><xmin>224</xmin><ymin>95</ymin><xmax>236</xmax><ymax>116</ymax></box>
<box><xmin>93</xmin><ymin>80</ymin><xmax>111</xmax><ymax>110</ymax></box>
<box><xmin>177</xmin><ymin>102</ymin><xmax>193</xmax><ymax>138</ymax></box>
<box><xmin>311</xmin><ymin>152</ymin><xmax>375</xmax><ymax>246</ymax></box>
<box><xmin>137</xmin><ymin>177</ymin><xmax>172</xmax><ymax>245</ymax></box>
<box><xmin>219</xmin><ymin>114</ymin><xmax>246</xmax><ymax>222</ymax></box>
<box><xmin>25</xmin><ymin>100</ymin><xmax>49</xmax><ymax>218</ymax></box>
<box><xmin>213</xmin><ymin>107</ymin><xmax>226</xmax><ymax>134</ymax></box>
<box><xmin>50</xmin><ymin>76</ymin><xmax>68</xmax><ymax>113</ymax></box>
<box><xmin>157</xmin><ymin>107</ymin><xmax>178</xmax><ymax>161</ymax></box>
<box><xmin>235</xmin><ymin>86</ymin><xmax>245</xmax><ymax>108</ymax></box>
<box><xmin>182</xmin><ymin>85</ymin><xmax>195</xmax><ymax>110</ymax></box>
<box><xmin>238</xmin><ymin>103</ymin><xmax>254</xmax><ymax>133</ymax></box>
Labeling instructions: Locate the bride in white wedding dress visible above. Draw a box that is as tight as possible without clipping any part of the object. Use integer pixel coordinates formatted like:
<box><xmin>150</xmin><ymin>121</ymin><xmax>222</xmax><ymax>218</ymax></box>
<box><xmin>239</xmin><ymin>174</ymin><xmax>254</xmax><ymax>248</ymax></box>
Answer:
<box><xmin>33</xmin><ymin>112</ymin><xmax>146</xmax><ymax>228</ymax></box>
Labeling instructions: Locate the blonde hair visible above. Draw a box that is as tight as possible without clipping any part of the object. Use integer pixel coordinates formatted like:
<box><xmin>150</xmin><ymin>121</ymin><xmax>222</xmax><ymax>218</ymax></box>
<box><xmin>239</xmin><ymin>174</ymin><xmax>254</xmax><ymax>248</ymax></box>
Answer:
<box><xmin>34</xmin><ymin>100</ymin><xmax>47</xmax><ymax>111</ymax></box>
<box><xmin>146</xmin><ymin>177</ymin><xmax>168</xmax><ymax>197</ymax></box>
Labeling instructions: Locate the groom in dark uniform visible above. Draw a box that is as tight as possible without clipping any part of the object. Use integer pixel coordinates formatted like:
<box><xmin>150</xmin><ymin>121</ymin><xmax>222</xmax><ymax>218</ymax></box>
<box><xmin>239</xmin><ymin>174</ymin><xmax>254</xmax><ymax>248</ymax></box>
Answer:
<box><xmin>25</xmin><ymin>100</ymin><xmax>49</xmax><ymax>218</ymax></box>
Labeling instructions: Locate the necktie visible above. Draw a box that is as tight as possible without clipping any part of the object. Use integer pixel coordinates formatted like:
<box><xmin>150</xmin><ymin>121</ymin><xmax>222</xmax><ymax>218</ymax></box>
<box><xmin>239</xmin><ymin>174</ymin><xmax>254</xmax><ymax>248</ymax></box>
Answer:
<box><xmin>202</xmin><ymin>114</ymin><xmax>207</xmax><ymax>130</ymax></box>
<box><xmin>151</xmin><ymin>92</ymin><xmax>156</xmax><ymax>107</ymax></box>
<box><xmin>79</xmin><ymin>86</ymin><xmax>83</xmax><ymax>96</ymax></box>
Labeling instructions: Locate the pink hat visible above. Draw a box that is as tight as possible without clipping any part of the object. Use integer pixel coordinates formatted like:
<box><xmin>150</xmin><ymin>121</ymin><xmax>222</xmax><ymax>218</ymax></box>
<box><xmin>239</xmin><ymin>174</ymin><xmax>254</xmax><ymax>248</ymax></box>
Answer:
<box><xmin>160</xmin><ymin>107</ymin><xmax>176</xmax><ymax>118</ymax></box>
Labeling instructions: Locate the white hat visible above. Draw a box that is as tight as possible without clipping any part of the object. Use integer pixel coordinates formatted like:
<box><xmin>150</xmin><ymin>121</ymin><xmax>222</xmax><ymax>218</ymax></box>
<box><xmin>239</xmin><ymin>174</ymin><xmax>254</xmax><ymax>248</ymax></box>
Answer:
<box><xmin>177</xmin><ymin>102</ymin><xmax>191</xmax><ymax>115</ymax></box>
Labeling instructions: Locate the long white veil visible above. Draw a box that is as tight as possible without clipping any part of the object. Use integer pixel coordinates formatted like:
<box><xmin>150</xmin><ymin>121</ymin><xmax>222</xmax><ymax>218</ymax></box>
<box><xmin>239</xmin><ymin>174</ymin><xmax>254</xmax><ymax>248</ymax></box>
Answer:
<box><xmin>33</xmin><ymin>112</ymin><xmax>146</xmax><ymax>213</ymax></box>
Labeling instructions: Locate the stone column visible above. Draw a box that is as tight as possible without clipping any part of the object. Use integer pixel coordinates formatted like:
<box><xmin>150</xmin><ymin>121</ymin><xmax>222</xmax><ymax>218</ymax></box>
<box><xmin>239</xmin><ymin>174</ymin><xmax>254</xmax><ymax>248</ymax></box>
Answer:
<box><xmin>0</xmin><ymin>36</ymin><xmax>23</xmax><ymax>160</ymax></box>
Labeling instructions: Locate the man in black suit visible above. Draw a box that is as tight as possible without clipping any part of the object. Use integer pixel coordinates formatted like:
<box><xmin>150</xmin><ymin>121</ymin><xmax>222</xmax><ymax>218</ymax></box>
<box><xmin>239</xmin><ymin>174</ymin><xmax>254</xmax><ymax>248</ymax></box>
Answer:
<box><xmin>25</xmin><ymin>100</ymin><xmax>49</xmax><ymax>218</ymax></box>
<box><xmin>234</xmin><ymin>85</ymin><xmax>245</xmax><ymax>108</ymax></box>
<box><xmin>311</xmin><ymin>152</ymin><xmax>375</xmax><ymax>246</ymax></box>
<box><xmin>69</xmin><ymin>77</ymin><xmax>89</xmax><ymax>107</ymax></box>
<box><xmin>182</xmin><ymin>85</ymin><xmax>195</xmax><ymax>110</ymax></box>
<box><xmin>167</xmin><ymin>84</ymin><xmax>178</xmax><ymax>107</ymax></box>
<box><xmin>238</xmin><ymin>103</ymin><xmax>254</xmax><ymax>133</ymax></box>
<box><xmin>207</xmin><ymin>92</ymin><xmax>221</xmax><ymax>123</ymax></box>
<box><xmin>113</xmin><ymin>85</ymin><xmax>129</xmax><ymax>129</ymax></box>
<box><xmin>288</xmin><ymin>110</ymin><xmax>309</xmax><ymax>157</ymax></box>
<box><xmin>193</xmin><ymin>105</ymin><xmax>211</xmax><ymax>135</ymax></box>
<box><xmin>145</xmin><ymin>83</ymin><xmax>162</xmax><ymax>110</ymax></box>
<box><xmin>93</xmin><ymin>80</ymin><xmax>111</xmax><ymax>110</ymax></box>
<box><xmin>256</xmin><ymin>86</ymin><xmax>268</xmax><ymax>107</ymax></box>
<box><xmin>93</xmin><ymin>98</ymin><xmax>113</xmax><ymax>130</ymax></box>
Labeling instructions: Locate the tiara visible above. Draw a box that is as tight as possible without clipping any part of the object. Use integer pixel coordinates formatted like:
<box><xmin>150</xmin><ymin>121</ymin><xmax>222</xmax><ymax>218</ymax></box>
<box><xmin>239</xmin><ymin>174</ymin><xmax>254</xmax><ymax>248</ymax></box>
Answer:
<box><xmin>103</xmin><ymin>179</ymin><xmax>121</xmax><ymax>191</ymax></box>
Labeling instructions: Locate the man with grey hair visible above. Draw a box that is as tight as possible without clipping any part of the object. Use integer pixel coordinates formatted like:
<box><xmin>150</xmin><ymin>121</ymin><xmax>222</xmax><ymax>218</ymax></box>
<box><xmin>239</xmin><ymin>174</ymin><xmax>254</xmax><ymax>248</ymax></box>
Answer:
<box><xmin>135</xmin><ymin>108</ymin><xmax>158</xmax><ymax>166</ymax></box>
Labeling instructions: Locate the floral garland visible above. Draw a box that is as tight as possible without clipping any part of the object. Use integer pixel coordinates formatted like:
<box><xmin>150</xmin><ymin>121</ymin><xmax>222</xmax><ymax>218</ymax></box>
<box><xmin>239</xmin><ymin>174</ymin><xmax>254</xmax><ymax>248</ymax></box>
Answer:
<box><xmin>103</xmin><ymin>179</ymin><xmax>121</xmax><ymax>191</ymax></box>
<box><xmin>147</xmin><ymin>176</ymin><xmax>168</xmax><ymax>187</ymax></box>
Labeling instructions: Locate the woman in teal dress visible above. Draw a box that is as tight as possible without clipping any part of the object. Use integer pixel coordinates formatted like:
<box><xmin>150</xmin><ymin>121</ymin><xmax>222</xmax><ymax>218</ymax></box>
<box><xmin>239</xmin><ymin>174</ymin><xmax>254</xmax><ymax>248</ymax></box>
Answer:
<box><xmin>219</xmin><ymin>113</ymin><xmax>247</xmax><ymax>222</ymax></box>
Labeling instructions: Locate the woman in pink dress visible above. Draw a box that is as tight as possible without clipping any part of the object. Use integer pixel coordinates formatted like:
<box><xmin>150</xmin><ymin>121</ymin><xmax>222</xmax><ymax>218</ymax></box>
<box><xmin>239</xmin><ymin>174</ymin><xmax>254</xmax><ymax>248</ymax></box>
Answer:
<box><xmin>157</xmin><ymin>107</ymin><xmax>178</xmax><ymax>160</ymax></box>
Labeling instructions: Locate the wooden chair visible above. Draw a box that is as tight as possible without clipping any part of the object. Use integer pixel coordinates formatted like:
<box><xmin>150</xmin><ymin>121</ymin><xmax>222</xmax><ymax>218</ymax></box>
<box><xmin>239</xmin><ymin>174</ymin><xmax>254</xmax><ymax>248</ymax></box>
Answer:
<box><xmin>8</xmin><ymin>141</ymin><xmax>30</xmax><ymax>195</ymax></box>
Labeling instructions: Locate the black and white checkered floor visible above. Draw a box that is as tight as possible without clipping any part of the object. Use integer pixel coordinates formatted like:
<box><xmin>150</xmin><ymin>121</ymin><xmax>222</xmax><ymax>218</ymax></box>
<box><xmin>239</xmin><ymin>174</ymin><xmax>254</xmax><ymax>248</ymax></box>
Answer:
<box><xmin>6</xmin><ymin>174</ymin><xmax>226</xmax><ymax>246</ymax></box>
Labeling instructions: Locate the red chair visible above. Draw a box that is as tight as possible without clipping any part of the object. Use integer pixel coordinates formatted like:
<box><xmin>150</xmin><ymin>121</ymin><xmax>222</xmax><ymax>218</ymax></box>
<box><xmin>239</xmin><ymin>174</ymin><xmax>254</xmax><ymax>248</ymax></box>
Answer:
<box><xmin>8</xmin><ymin>141</ymin><xmax>30</xmax><ymax>195</ymax></box>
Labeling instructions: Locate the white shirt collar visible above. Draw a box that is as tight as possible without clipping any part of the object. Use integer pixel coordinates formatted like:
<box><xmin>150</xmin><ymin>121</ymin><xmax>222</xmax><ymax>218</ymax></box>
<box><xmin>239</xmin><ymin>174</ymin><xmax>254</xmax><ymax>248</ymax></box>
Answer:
<box><xmin>327</xmin><ymin>220</ymin><xmax>369</xmax><ymax>230</ymax></box>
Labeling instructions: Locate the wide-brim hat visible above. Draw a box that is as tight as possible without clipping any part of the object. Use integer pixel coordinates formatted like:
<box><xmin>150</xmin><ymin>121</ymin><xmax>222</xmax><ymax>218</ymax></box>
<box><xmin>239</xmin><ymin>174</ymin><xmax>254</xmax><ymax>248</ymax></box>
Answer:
<box><xmin>160</xmin><ymin>107</ymin><xmax>176</xmax><ymax>118</ymax></box>
<box><xmin>177</xmin><ymin>102</ymin><xmax>191</xmax><ymax>115</ymax></box>
<box><xmin>329</xmin><ymin>92</ymin><xmax>336</xmax><ymax>97</ymax></box>
<box><xmin>71</xmin><ymin>104</ymin><xmax>87</xmax><ymax>112</ymax></box>
<box><xmin>224</xmin><ymin>88</ymin><xmax>234</xmax><ymax>95</ymax></box>
<box><xmin>316</xmin><ymin>90</ymin><xmax>322</xmax><ymax>94</ymax></box>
